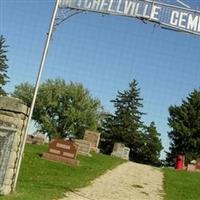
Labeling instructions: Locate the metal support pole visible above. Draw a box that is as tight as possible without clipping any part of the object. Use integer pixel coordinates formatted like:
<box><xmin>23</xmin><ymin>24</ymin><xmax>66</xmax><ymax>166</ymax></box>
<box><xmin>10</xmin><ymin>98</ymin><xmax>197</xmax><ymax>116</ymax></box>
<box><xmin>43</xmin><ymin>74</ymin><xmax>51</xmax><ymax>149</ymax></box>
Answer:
<box><xmin>13</xmin><ymin>0</ymin><xmax>60</xmax><ymax>191</ymax></box>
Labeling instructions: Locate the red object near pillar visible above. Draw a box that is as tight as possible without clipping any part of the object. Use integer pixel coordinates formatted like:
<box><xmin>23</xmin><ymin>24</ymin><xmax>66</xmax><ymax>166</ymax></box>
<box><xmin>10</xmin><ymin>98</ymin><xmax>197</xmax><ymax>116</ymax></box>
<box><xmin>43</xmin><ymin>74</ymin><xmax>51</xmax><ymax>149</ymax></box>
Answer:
<box><xmin>175</xmin><ymin>155</ymin><xmax>185</xmax><ymax>170</ymax></box>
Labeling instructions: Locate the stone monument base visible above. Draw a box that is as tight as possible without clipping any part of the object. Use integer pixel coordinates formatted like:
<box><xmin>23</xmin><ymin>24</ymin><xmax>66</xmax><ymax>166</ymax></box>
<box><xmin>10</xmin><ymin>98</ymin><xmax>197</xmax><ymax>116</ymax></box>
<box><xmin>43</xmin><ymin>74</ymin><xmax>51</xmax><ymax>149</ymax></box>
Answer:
<box><xmin>43</xmin><ymin>152</ymin><xmax>79</xmax><ymax>166</ymax></box>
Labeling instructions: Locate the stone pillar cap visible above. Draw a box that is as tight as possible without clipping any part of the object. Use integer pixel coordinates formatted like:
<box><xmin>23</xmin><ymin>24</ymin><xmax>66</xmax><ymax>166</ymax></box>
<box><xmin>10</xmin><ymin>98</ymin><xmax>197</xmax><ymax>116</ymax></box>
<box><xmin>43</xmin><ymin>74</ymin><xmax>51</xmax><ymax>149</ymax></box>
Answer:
<box><xmin>0</xmin><ymin>96</ymin><xmax>29</xmax><ymax>115</ymax></box>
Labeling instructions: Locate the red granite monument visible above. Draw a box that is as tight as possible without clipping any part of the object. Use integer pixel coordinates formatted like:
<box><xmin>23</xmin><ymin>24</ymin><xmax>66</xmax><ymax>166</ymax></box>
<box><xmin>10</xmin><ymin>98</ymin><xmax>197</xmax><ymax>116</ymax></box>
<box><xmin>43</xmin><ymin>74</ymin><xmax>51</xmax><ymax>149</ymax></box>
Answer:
<box><xmin>43</xmin><ymin>139</ymin><xmax>79</xmax><ymax>166</ymax></box>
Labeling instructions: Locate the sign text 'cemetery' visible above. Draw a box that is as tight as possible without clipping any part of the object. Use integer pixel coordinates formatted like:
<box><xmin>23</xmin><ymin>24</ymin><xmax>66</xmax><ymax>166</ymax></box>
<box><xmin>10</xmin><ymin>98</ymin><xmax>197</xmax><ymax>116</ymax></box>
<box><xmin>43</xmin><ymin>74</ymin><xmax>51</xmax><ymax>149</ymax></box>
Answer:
<box><xmin>59</xmin><ymin>0</ymin><xmax>200</xmax><ymax>36</ymax></box>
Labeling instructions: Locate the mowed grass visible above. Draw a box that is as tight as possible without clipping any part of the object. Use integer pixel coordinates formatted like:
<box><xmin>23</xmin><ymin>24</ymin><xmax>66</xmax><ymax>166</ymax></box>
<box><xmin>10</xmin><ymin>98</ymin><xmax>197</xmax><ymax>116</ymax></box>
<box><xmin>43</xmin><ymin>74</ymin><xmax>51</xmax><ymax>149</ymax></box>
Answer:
<box><xmin>164</xmin><ymin>168</ymin><xmax>200</xmax><ymax>200</ymax></box>
<box><xmin>0</xmin><ymin>144</ymin><xmax>125</xmax><ymax>200</ymax></box>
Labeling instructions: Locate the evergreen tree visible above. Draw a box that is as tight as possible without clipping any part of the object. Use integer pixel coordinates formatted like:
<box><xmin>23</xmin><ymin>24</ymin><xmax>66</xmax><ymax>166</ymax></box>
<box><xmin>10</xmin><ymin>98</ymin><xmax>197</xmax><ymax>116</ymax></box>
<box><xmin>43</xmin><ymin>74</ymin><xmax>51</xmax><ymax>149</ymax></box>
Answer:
<box><xmin>101</xmin><ymin>79</ymin><xmax>146</xmax><ymax>162</ymax></box>
<box><xmin>0</xmin><ymin>35</ymin><xmax>9</xmax><ymax>95</ymax></box>
<box><xmin>143</xmin><ymin>122</ymin><xmax>163</xmax><ymax>166</ymax></box>
<box><xmin>166</xmin><ymin>89</ymin><xmax>200</xmax><ymax>165</ymax></box>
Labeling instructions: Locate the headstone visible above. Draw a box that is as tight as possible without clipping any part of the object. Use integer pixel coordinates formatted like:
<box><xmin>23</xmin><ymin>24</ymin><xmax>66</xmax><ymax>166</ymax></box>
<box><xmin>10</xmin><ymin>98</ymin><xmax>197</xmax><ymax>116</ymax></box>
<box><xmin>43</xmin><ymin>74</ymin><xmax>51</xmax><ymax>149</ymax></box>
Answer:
<box><xmin>33</xmin><ymin>131</ymin><xmax>49</xmax><ymax>143</ymax></box>
<box><xmin>0</xmin><ymin>97</ymin><xmax>29</xmax><ymax>195</ymax></box>
<box><xmin>74</xmin><ymin>139</ymin><xmax>91</xmax><ymax>156</ymax></box>
<box><xmin>43</xmin><ymin>139</ymin><xmax>79</xmax><ymax>166</ymax></box>
<box><xmin>196</xmin><ymin>158</ymin><xmax>200</xmax><ymax>170</ymax></box>
<box><xmin>83</xmin><ymin>130</ymin><xmax>101</xmax><ymax>153</ymax></box>
<box><xmin>187</xmin><ymin>158</ymin><xmax>200</xmax><ymax>172</ymax></box>
<box><xmin>123</xmin><ymin>147</ymin><xmax>130</xmax><ymax>160</ymax></box>
<box><xmin>111</xmin><ymin>143</ymin><xmax>130</xmax><ymax>160</ymax></box>
<box><xmin>26</xmin><ymin>134</ymin><xmax>44</xmax><ymax>145</ymax></box>
<box><xmin>112</xmin><ymin>143</ymin><xmax>125</xmax><ymax>152</ymax></box>
<box><xmin>187</xmin><ymin>164</ymin><xmax>197</xmax><ymax>172</ymax></box>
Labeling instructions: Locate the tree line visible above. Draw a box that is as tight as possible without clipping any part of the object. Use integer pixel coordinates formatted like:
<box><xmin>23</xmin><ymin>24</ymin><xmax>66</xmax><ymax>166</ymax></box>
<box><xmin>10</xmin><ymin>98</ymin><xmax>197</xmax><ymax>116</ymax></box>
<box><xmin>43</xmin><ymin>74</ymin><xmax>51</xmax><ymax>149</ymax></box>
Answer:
<box><xmin>1</xmin><ymin>35</ymin><xmax>199</xmax><ymax>166</ymax></box>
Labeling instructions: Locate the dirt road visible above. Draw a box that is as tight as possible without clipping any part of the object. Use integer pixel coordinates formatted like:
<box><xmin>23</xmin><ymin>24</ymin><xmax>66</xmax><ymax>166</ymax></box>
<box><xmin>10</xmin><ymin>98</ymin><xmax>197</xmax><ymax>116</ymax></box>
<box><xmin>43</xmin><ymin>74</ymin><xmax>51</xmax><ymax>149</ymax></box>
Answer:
<box><xmin>60</xmin><ymin>161</ymin><xmax>164</xmax><ymax>200</ymax></box>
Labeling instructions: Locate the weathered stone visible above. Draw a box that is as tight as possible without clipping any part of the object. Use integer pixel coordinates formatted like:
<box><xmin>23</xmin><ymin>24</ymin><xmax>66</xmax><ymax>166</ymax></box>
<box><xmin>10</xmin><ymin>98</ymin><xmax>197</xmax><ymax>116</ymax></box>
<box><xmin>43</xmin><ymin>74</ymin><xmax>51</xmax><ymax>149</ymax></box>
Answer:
<box><xmin>12</xmin><ymin>136</ymin><xmax>20</xmax><ymax>149</ymax></box>
<box><xmin>196</xmin><ymin>158</ymin><xmax>200</xmax><ymax>170</ymax></box>
<box><xmin>83</xmin><ymin>130</ymin><xmax>101</xmax><ymax>153</ymax></box>
<box><xmin>111</xmin><ymin>143</ymin><xmax>130</xmax><ymax>160</ymax></box>
<box><xmin>3</xmin><ymin>178</ymin><xmax>12</xmax><ymax>185</ymax></box>
<box><xmin>187</xmin><ymin>164</ymin><xmax>196</xmax><ymax>172</ymax></box>
<box><xmin>26</xmin><ymin>135</ymin><xmax>44</xmax><ymax>145</ymax></box>
<box><xmin>43</xmin><ymin>152</ymin><xmax>79</xmax><ymax>166</ymax></box>
<box><xmin>0</xmin><ymin>115</ymin><xmax>22</xmax><ymax>127</ymax></box>
<box><xmin>0</xmin><ymin>97</ymin><xmax>29</xmax><ymax>195</ymax></box>
<box><xmin>0</xmin><ymin>96</ymin><xmax>29</xmax><ymax>115</ymax></box>
<box><xmin>1</xmin><ymin>185</ymin><xmax>11</xmax><ymax>195</ymax></box>
<box><xmin>112</xmin><ymin>143</ymin><xmax>125</xmax><ymax>151</ymax></box>
<box><xmin>75</xmin><ymin>139</ymin><xmax>91</xmax><ymax>156</ymax></box>
<box><xmin>7</xmin><ymin>152</ymin><xmax>17</xmax><ymax>168</ymax></box>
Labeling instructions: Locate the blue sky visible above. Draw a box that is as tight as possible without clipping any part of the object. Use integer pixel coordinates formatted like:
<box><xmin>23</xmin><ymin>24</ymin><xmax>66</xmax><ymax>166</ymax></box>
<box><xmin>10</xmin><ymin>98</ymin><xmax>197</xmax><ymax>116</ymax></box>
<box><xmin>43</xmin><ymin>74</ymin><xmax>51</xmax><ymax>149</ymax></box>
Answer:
<box><xmin>1</xmin><ymin>0</ymin><xmax>200</xmax><ymax>158</ymax></box>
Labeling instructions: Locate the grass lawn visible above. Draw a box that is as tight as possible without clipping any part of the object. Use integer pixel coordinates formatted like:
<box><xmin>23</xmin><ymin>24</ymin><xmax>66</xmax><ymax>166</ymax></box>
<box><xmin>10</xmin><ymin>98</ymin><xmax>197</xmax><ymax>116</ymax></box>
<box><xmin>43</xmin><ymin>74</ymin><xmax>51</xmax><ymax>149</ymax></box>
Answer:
<box><xmin>164</xmin><ymin>168</ymin><xmax>200</xmax><ymax>200</ymax></box>
<box><xmin>0</xmin><ymin>144</ymin><xmax>125</xmax><ymax>200</ymax></box>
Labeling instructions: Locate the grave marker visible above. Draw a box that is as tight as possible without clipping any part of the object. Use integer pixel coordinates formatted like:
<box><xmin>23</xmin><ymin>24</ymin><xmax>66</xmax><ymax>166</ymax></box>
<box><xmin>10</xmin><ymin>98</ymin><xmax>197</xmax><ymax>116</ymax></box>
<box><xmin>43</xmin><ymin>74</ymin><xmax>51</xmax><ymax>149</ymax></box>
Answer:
<box><xmin>111</xmin><ymin>143</ymin><xmax>130</xmax><ymax>160</ymax></box>
<box><xmin>75</xmin><ymin>139</ymin><xmax>91</xmax><ymax>156</ymax></box>
<box><xmin>187</xmin><ymin>158</ymin><xmax>200</xmax><ymax>172</ymax></box>
<box><xmin>187</xmin><ymin>164</ymin><xmax>196</xmax><ymax>172</ymax></box>
<box><xmin>26</xmin><ymin>134</ymin><xmax>44</xmax><ymax>145</ymax></box>
<box><xmin>83</xmin><ymin>130</ymin><xmax>101</xmax><ymax>153</ymax></box>
<box><xmin>196</xmin><ymin>158</ymin><xmax>200</xmax><ymax>170</ymax></box>
<box><xmin>43</xmin><ymin>139</ymin><xmax>79</xmax><ymax>166</ymax></box>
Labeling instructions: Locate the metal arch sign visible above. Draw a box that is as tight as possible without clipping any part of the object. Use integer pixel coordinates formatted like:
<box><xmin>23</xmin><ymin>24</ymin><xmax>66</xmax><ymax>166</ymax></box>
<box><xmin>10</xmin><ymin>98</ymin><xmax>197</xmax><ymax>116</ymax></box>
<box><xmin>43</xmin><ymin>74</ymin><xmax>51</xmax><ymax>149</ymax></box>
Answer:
<box><xmin>59</xmin><ymin>0</ymin><xmax>200</xmax><ymax>36</ymax></box>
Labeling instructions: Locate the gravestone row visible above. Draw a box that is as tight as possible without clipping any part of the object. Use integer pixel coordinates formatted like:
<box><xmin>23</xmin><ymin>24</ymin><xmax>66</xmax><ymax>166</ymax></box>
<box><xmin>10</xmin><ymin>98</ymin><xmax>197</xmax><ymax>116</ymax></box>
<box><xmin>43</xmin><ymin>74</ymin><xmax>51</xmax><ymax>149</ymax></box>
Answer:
<box><xmin>43</xmin><ymin>131</ymin><xmax>101</xmax><ymax>165</ymax></box>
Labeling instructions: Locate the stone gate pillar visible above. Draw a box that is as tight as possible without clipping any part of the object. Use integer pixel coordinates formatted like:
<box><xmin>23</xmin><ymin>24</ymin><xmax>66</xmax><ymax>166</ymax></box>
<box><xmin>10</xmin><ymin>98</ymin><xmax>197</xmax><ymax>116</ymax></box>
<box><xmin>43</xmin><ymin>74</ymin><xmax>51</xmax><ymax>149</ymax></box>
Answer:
<box><xmin>0</xmin><ymin>96</ymin><xmax>29</xmax><ymax>195</ymax></box>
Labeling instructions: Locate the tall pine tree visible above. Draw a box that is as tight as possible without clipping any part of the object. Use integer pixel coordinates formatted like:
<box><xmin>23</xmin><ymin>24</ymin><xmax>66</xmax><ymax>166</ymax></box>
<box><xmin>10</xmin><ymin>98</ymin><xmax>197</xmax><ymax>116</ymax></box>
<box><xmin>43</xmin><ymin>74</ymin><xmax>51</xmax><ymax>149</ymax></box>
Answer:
<box><xmin>143</xmin><ymin>122</ymin><xmax>163</xmax><ymax>166</ymax></box>
<box><xmin>166</xmin><ymin>89</ymin><xmax>200</xmax><ymax>165</ymax></box>
<box><xmin>101</xmin><ymin>79</ymin><xmax>146</xmax><ymax>162</ymax></box>
<box><xmin>0</xmin><ymin>35</ymin><xmax>9</xmax><ymax>95</ymax></box>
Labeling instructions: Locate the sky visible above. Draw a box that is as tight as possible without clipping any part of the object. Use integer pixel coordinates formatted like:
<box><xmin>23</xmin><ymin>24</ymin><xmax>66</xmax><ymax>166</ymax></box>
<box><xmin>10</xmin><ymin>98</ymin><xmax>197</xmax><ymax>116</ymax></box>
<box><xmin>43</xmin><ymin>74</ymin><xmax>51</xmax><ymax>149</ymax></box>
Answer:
<box><xmin>1</xmin><ymin>0</ymin><xmax>200</xmax><ymax>158</ymax></box>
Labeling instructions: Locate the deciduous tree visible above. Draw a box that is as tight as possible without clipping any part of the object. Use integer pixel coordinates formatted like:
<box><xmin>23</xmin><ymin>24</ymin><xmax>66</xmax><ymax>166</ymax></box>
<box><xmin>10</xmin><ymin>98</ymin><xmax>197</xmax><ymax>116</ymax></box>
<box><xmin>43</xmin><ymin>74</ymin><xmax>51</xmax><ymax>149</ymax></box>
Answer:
<box><xmin>13</xmin><ymin>79</ymin><xmax>103</xmax><ymax>139</ymax></box>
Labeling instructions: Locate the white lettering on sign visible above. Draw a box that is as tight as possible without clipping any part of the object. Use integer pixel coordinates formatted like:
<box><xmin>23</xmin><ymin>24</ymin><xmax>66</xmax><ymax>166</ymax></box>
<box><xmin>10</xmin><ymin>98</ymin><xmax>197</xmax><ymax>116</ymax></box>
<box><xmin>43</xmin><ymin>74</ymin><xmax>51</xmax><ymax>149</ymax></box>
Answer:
<box><xmin>150</xmin><ymin>5</ymin><xmax>161</xmax><ymax>21</ymax></box>
<box><xmin>143</xmin><ymin>4</ymin><xmax>149</xmax><ymax>18</ymax></box>
<box><xmin>187</xmin><ymin>15</ymin><xmax>199</xmax><ymax>31</ymax></box>
<box><xmin>170</xmin><ymin>11</ymin><xmax>200</xmax><ymax>31</ymax></box>
<box><xmin>63</xmin><ymin>152</ymin><xmax>74</xmax><ymax>158</ymax></box>
<box><xmin>56</xmin><ymin>143</ymin><xmax>70</xmax><ymax>150</ymax></box>
<box><xmin>100</xmin><ymin>0</ymin><xmax>109</xmax><ymax>10</ymax></box>
<box><xmin>108</xmin><ymin>0</ymin><xmax>115</xmax><ymax>12</ymax></box>
<box><xmin>49</xmin><ymin>149</ymin><xmax>60</xmax><ymax>154</ymax></box>
<box><xmin>59</xmin><ymin>0</ymin><xmax>200</xmax><ymax>36</ymax></box>
<box><xmin>124</xmin><ymin>0</ymin><xmax>133</xmax><ymax>15</ymax></box>
<box><xmin>178</xmin><ymin>12</ymin><xmax>188</xmax><ymax>28</ymax></box>
<box><xmin>170</xmin><ymin>11</ymin><xmax>179</xmax><ymax>26</ymax></box>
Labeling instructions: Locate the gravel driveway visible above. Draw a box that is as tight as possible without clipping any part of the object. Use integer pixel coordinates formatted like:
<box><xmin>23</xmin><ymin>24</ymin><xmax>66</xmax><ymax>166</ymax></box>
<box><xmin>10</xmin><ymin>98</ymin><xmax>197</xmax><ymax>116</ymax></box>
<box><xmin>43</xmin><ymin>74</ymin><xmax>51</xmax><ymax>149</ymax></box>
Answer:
<box><xmin>60</xmin><ymin>161</ymin><xmax>164</xmax><ymax>200</ymax></box>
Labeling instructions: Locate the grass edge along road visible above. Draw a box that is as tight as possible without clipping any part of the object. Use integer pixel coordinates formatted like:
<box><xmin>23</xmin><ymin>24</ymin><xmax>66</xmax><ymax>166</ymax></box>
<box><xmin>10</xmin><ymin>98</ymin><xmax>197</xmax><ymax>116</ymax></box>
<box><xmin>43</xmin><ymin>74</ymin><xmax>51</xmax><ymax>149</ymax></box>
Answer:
<box><xmin>1</xmin><ymin>144</ymin><xmax>200</xmax><ymax>200</ymax></box>
<box><xmin>0</xmin><ymin>144</ymin><xmax>125</xmax><ymax>200</ymax></box>
<box><xmin>163</xmin><ymin>168</ymin><xmax>200</xmax><ymax>200</ymax></box>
